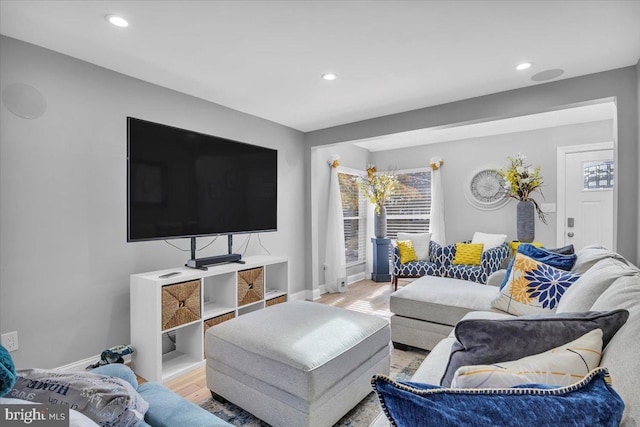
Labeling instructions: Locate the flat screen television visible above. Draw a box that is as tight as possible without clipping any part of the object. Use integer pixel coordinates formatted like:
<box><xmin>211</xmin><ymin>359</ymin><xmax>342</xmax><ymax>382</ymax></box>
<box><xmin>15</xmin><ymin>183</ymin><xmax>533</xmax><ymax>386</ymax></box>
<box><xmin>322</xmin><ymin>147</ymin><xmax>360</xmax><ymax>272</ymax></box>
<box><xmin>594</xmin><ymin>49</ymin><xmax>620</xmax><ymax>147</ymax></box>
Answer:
<box><xmin>127</xmin><ymin>117</ymin><xmax>277</xmax><ymax>244</ymax></box>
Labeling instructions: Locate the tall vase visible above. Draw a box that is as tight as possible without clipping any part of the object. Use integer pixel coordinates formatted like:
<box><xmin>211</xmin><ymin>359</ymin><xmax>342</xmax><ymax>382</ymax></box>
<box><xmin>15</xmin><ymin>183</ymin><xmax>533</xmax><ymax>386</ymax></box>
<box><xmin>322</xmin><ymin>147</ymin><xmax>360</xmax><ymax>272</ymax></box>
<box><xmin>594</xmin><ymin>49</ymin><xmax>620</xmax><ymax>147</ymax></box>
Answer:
<box><xmin>374</xmin><ymin>205</ymin><xmax>387</xmax><ymax>238</ymax></box>
<box><xmin>517</xmin><ymin>200</ymin><xmax>535</xmax><ymax>243</ymax></box>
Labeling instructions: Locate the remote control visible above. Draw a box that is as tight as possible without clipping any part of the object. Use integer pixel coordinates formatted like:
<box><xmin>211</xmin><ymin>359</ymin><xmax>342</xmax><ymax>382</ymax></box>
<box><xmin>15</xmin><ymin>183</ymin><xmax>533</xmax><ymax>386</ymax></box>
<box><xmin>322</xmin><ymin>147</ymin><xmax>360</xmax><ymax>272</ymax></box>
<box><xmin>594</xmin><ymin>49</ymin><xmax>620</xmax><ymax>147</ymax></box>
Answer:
<box><xmin>159</xmin><ymin>271</ymin><xmax>181</xmax><ymax>279</ymax></box>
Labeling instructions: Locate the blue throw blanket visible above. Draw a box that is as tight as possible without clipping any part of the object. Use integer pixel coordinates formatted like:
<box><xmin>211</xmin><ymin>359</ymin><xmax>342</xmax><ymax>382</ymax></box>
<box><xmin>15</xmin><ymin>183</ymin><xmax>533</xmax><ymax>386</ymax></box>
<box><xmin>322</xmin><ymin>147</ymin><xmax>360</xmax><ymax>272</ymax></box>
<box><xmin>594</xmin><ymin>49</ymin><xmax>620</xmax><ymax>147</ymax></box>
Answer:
<box><xmin>0</xmin><ymin>344</ymin><xmax>16</xmax><ymax>396</ymax></box>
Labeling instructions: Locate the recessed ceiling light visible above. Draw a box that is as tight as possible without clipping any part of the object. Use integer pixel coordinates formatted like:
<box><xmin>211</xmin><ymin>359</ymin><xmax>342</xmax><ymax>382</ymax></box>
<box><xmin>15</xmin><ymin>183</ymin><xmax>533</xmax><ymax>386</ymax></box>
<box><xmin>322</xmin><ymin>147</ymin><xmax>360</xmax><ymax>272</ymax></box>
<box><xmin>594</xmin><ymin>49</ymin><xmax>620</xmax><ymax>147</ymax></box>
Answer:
<box><xmin>516</xmin><ymin>62</ymin><xmax>532</xmax><ymax>71</ymax></box>
<box><xmin>322</xmin><ymin>73</ymin><xmax>337</xmax><ymax>81</ymax></box>
<box><xmin>106</xmin><ymin>14</ymin><xmax>129</xmax><ymax>27</ymax></box>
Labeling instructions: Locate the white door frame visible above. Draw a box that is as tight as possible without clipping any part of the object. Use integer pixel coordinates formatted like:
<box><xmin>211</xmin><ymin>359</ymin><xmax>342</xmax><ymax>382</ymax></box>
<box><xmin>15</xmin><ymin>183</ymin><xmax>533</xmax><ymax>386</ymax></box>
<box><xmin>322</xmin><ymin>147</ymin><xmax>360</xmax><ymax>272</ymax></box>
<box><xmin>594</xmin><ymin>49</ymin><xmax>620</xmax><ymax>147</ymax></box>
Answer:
<box><xmin>556</xmin><ymin>142</ymin><xmax>616</xmax><ymax>249</ymax></box>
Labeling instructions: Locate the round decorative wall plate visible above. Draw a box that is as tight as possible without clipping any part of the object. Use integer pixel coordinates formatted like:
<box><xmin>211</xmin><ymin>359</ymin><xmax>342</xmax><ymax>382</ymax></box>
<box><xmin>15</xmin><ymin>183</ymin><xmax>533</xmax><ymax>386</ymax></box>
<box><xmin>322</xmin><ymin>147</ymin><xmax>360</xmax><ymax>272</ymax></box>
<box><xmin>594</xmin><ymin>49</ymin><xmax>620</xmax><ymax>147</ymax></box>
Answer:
<box><xmin>463</xmin><ymin>166</ymin><xmax>509</xmax><ymax>210</ymax></box>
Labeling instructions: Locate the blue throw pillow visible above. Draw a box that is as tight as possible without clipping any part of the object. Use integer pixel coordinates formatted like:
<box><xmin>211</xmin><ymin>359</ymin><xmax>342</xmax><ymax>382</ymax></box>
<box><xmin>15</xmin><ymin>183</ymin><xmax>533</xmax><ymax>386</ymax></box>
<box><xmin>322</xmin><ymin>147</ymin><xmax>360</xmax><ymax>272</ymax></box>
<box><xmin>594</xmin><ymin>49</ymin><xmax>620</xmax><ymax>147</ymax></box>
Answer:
<box><xmin>0</xmin><ymin>344</ymin><xmax>16</xmax><ymax>397</ymax></box>
<box><xmin>372</xmin><ymin>368</ymin><xmax>624</xmax><ymax>427</ymax></box>
<box><xmin>500</xmin><ymin>244</ymin><xmax>578</xmax><ymax>290</ymax></box>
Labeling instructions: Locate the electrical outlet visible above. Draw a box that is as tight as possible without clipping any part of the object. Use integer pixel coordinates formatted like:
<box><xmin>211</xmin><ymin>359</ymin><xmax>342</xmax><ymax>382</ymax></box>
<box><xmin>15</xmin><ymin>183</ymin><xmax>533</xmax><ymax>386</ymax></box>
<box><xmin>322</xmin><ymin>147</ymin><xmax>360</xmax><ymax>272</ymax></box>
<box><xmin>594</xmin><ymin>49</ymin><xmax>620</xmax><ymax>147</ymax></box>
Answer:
<box><xmin>337</xmin><ymin>277</ymin><xmax>348</xmax><ymax>293</ymax></box>
<box><xmin>1</xmin><ymin>331</ymin><xmax>19</xmax><ymax>352</ymax></box>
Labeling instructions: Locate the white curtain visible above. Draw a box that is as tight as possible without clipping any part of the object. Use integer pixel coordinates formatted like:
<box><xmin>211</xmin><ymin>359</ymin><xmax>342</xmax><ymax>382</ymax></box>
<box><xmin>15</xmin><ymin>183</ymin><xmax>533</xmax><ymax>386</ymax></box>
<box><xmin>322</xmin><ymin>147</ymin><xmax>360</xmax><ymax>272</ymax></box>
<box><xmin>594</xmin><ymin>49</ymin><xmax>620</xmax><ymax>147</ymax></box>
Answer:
<box><xmin>365</xmin><ymin>201</ymin><xmax>374</xmax><ymax>275</ymax></box>
<box><xmin>430</xmin><ymin>157</ymin><xmax>447</xmax><ymax>245</ymax></box>
<box><xmin>324</xmin><ymin>159</ymin><xmax>346</xmax><ymax>292</ymax></box>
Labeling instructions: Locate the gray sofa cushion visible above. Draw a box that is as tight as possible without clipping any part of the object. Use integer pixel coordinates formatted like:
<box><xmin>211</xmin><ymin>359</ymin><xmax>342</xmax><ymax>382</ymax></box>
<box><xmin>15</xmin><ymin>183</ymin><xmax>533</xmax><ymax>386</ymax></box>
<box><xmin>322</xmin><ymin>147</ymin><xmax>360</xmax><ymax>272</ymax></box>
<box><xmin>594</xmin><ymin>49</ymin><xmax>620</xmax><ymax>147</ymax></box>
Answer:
<box><xmin>390</xmin><ymin>276</ymin><xmax>499</xmax><ymax>327</ymax></box>
<box><xmin>571</xmin><ymin>244</ymin><xmax>629</xmax><ymax>275</ymax></box>
<box><xmin>440</xmin><ymin>310</ymin><xmax>629</xmax><ymax>387</ymax></box>
<box><xmin>557</xmin><ymin>257</ymin><xmax>640</xmax><ymax>313</ymax></box>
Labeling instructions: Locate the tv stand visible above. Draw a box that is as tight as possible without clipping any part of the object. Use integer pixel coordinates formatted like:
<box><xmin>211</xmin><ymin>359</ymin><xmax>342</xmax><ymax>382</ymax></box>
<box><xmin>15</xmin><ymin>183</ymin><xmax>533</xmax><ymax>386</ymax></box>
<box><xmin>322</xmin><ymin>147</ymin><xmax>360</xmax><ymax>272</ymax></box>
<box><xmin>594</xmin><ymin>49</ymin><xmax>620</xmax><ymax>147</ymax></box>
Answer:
<box><xmin>131</xmin><ymin>254</ymin><xmax>289</xmax><ymax>382</ymax></box>
<box><xmin>186</xmin><ymin>236</ymin><xmax>243</xmax><ymax>270</ymax></box>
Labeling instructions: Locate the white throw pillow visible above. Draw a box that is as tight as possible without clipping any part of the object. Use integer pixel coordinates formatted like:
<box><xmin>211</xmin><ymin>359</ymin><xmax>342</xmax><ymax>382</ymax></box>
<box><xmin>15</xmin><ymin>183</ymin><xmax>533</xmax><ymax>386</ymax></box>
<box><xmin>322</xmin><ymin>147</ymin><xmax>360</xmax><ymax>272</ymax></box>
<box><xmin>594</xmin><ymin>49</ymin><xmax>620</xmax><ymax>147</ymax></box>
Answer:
<box><xmin>451</xmin><ymin>328</ymin><xmax>603</xmax><ymax>389</ymax></box>
<box><xmin>397</xmin><ymin>232</ymin><xmax>431</xmax><ymax>261</ymax></box>
<box><xmin>492</xmin><ymin>253</ymin><xmax>582</xmax><ymax>316</ymax></box>
<box><xmin>471</xmin><ymin>232</ymin><xmax>507</xmax><ymax>251</ymax></box>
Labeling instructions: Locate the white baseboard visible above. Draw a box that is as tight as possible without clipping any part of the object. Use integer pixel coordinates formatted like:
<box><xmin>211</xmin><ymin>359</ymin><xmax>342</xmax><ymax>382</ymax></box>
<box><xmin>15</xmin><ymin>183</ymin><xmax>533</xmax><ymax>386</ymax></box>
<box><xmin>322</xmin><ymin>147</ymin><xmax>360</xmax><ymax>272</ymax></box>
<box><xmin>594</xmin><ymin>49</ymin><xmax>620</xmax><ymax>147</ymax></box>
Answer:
<box><xmin>289</xmin><ymin>289</ymin><xmax>308</xmax><ymax>301</ymax></box>
<box><xmin>349</xmin><ymin>272</ymin><xmax>366</xmax><ymax>284</ymax></box>
<box><xmin>315</xmin><ymin>272</ymin><xmax>367</xmax><ymax>298</ymax></box>
<box><xmin>56</xmin><ymin>354</ymin><xmax>132</xmax><ymax>372</ymax></box>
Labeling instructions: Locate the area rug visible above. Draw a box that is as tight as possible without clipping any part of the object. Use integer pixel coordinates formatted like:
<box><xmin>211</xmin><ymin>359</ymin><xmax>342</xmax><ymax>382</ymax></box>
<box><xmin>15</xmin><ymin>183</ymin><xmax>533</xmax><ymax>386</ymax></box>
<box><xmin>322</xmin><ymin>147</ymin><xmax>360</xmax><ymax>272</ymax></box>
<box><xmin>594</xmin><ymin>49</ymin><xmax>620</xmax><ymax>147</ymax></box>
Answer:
<box><xmin>199</xmin><ymin>347</ymin><xmax>428</xmax><ymax>426</ymax></box>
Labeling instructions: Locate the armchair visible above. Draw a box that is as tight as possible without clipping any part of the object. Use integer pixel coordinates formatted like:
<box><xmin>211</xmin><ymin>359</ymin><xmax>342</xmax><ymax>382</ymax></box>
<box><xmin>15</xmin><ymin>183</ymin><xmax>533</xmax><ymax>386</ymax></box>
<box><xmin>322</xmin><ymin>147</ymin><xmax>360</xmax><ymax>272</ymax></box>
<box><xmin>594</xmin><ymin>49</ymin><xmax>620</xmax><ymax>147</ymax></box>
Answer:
<box><xmin>441</xmin><ymin>241</ymin><xmax>510</xmax><ymax>284</ymax></box>
<box><xmin>392</xmin><ymin>239</ymin><xmax>443</xmax><ymax>290</ymax></box>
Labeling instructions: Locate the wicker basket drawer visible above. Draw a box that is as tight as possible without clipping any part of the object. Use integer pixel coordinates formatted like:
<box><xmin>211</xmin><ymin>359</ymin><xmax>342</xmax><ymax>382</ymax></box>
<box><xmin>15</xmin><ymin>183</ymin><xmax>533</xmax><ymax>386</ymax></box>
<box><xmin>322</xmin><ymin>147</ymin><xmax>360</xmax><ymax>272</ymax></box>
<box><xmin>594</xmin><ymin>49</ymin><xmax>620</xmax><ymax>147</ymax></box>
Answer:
<box><xmin>204</xmin><ymin>312</ymin><xmax>236</xmax><ymax>331</ymax></box>
<box><xmin>161</xmin><ymin>280</ymin><xmax>201</xmax><ymax>331</ymax></box>
<box><xmin>266</xmin><ymin>295</ymin><xmax>287</xmax><ymax>307</ymax></box>
<box><xmin>237</xmin><ymin>267</ymin><xmax>264</xmax><ymax>306</ymax></box>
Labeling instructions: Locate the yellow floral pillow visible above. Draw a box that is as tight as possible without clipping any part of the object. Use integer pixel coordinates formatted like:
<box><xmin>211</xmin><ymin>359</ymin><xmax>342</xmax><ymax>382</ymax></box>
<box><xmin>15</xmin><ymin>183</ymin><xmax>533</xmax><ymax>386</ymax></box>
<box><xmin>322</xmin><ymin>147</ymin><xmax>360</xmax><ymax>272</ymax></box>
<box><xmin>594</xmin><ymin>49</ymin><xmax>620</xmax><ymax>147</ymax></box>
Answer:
<box><xmin>492</xmin><ymin>253</ymin><xmax>581</xmax><ymax>315</ymax></box>
<box><xmin>397</xmin><ymin>240</ymin><xmax>418</xmax><ymax>264</ymax></box>
<box><xmin>452</xmin><ymin>243</ymin><xmax>483</xmax><ymax>266</ymax></box>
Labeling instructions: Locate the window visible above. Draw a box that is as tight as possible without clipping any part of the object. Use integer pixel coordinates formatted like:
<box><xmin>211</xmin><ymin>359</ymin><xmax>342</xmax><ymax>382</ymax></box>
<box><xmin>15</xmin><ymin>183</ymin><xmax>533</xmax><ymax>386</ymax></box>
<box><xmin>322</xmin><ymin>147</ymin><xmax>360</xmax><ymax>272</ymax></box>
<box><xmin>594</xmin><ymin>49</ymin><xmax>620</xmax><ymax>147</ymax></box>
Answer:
<box><xmin>583</xmin><ymin>160</ymin><xmax>614</xmax><ymax>190</ymax></box>
<box><xmin>338</xmin><ymin>172</ymin><xmax>366</xmax><ymax>265</ymax></box>
<box><xmin>386</xmin><ymin>169</ymin><xmax>432</xmax><ymax>240</ymax></box>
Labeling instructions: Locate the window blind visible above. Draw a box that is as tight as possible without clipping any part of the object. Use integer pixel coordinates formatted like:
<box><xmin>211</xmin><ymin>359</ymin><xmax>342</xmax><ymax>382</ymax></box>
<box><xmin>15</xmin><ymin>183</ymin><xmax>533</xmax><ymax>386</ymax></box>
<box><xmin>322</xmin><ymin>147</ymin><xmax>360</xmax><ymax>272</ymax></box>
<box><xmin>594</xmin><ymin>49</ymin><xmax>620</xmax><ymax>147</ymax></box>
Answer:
<box><xmin>386</xmin><ymin>170</ymin><xmax>432</xmax><ymax>240</ymax></box>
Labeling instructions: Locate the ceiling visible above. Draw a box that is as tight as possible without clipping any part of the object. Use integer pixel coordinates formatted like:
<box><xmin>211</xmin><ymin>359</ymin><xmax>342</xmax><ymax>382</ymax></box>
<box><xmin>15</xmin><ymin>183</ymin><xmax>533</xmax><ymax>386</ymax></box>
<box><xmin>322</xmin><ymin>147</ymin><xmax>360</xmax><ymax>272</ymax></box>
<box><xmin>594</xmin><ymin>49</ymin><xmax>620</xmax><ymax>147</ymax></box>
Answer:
<box><xmin>1</xmin><ymin>1</ymin><xmax>639</xmax><ymax>133</ymax></box>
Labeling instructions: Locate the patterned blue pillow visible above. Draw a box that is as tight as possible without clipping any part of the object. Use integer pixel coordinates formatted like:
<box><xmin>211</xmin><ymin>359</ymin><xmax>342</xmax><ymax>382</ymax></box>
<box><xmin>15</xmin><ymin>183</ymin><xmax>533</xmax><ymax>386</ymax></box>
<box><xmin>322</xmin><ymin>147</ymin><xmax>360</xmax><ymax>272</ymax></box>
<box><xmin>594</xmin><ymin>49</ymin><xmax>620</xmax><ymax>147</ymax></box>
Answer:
<box><xmin>372</xmin><ymin>368</ymin><xmax>624</xmax><ymax>427</ymax></box>
<box><xmin>500</xmin><ymin>244</ymin><xmax>578</xmax><ymax>290</ymax></box>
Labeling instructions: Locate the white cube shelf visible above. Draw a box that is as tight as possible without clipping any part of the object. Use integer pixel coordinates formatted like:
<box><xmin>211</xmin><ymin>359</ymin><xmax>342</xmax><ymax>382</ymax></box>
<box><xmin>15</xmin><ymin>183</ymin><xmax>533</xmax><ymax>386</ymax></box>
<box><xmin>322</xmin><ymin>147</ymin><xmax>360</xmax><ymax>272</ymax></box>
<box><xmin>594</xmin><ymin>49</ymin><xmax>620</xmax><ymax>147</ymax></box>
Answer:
<box><xmin>130</xmin><ymin>255</ymin><xmax>289</xmax><ymax>382</ymax></box>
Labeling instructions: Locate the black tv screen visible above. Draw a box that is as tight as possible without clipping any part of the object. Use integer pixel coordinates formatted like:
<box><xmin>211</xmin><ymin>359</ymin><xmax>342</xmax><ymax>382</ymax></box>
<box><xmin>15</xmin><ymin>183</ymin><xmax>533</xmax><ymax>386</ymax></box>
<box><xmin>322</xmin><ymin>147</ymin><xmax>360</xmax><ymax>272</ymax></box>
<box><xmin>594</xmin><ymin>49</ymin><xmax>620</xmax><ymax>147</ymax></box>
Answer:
<box><xmin>127</xmin><ymin>117</ymin><xmax>277</xmax><ymax>242</ymax></box>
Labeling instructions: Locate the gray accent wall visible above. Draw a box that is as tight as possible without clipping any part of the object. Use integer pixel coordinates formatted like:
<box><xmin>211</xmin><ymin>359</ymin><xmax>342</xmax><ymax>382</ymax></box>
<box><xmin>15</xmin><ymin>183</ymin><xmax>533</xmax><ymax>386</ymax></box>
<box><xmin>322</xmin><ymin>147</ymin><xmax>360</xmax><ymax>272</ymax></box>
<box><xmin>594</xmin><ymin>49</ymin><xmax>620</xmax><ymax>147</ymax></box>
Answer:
<box><xmin>0</xmin><ymin>36</ymin><xmax>306</xmax><ymax>368</ymax></box>
<box><xmin>306</xmin><ymin>67</ymin><xmax>639</xmax><ymax>263</ymax></box>
<box><xmin>370</xmin><ymin>120</ymin><xmax>614</xmax><ymax>246</ymax></box>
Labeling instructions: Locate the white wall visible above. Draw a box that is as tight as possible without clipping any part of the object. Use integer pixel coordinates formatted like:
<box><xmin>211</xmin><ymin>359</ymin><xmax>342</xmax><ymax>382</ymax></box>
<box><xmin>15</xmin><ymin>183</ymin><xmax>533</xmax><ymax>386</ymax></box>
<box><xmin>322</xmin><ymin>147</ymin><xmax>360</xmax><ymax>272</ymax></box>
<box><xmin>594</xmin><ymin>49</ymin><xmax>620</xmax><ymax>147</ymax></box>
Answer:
<box><xmin>370</xmin><ymin>120</ymin><xmax>614</xmax><ymax>246</ymax></box>
<box><xmin>0</xmin><ymin>36</ymin><xmax>306</xmax><ymax>368</ymax></box>
<box><xmin>310</xmin><ymin>144</ymin><xmax>370</xmax><ymax>291</ymax></box>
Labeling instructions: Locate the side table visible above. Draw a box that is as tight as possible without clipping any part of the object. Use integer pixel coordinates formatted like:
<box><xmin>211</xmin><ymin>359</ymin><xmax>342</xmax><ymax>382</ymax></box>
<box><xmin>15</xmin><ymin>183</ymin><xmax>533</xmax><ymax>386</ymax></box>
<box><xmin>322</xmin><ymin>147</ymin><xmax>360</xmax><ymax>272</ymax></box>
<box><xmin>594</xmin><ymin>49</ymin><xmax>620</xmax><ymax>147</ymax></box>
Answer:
<box><xmin>371</xmin><ymin>238</ymin><xmax>391</xmax><ymax>282</ymax></box>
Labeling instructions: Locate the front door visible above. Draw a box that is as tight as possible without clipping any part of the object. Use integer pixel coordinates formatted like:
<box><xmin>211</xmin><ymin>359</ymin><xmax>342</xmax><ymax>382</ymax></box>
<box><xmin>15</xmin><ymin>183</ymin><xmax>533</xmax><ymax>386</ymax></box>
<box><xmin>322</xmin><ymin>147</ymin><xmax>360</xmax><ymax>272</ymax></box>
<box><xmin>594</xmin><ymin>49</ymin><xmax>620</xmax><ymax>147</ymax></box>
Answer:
<box><xmin>557</xmin><ymin>143</ymin><xmax>614</xmax><ymax>251</ymax></box>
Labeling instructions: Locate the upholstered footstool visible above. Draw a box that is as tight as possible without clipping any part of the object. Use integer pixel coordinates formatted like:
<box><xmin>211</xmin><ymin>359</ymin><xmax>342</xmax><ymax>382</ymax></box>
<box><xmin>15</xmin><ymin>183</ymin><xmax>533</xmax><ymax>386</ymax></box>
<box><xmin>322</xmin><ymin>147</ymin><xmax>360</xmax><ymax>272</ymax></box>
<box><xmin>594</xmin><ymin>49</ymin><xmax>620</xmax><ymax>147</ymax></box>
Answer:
<box><xmin>205</xmin><ymin>300</ymin><xmax>391</xmax><ymax>427</ymax></box>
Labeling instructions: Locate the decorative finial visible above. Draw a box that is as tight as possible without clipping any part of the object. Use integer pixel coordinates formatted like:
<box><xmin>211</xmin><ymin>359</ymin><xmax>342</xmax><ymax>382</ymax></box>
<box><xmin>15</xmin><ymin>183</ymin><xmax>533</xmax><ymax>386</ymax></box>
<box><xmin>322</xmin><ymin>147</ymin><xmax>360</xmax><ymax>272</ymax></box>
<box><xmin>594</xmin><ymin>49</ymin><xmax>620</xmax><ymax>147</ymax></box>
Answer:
<box><xmin>430</xmin><ymin>157</ymin><xmax>444</xmax><ymax>170</ymax></box>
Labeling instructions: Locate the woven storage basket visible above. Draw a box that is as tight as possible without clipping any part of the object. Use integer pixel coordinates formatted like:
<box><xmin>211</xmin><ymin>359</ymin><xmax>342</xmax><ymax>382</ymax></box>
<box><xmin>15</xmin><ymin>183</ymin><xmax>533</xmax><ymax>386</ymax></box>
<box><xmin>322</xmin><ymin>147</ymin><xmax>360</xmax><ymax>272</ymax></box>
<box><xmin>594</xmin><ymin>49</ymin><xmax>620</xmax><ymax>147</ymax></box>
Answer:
<box><xmin>204</xmin><ymin>312</ymin><xmax>235</xmax><ymax>331</ymax></box>
<box><xmin>161</xmin><ymin>280</ymin><xmax>201</xmax><ymax>330</ymax></box>
<box><xmin>266</xmin><ymin>295</ymin><xmax>287</xmax><ymax>307</ymax></box>
<box><xmin>237</xmin><ymin>267</ymin><xmax>264</xmax><ymax>306</ymax></box>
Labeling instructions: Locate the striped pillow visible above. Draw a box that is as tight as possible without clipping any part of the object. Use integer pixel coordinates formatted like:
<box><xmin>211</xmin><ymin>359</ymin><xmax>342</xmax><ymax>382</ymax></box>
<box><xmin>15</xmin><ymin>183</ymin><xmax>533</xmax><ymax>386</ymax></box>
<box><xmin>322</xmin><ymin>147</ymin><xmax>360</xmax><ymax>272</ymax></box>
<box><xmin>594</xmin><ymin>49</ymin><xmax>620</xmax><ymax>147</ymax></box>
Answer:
<box><xmin>451</xmin><ymin>329</ymin><xmax>602</xmax><ymax>389</ymax></box>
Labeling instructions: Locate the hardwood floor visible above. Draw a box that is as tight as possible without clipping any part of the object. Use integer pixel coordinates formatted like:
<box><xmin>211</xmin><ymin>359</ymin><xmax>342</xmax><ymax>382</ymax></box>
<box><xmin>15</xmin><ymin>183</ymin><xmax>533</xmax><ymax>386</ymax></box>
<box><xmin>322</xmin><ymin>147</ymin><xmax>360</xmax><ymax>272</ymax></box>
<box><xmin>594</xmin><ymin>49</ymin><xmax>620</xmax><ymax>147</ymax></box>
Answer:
<box><xmin>163</xmin><ymin>279</ymin><xmax>409</xmax><ymax>404</ymax></box>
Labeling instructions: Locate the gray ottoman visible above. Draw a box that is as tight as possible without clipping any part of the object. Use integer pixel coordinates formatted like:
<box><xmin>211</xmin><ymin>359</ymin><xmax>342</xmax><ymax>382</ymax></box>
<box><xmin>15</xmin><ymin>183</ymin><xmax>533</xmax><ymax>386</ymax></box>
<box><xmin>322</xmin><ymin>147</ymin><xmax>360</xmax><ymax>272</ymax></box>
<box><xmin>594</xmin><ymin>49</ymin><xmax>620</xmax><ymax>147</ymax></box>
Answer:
<box><xmin>205</xmin><ymin>301</ymin><xmax>390</xmax><ymax>427</ymax></box>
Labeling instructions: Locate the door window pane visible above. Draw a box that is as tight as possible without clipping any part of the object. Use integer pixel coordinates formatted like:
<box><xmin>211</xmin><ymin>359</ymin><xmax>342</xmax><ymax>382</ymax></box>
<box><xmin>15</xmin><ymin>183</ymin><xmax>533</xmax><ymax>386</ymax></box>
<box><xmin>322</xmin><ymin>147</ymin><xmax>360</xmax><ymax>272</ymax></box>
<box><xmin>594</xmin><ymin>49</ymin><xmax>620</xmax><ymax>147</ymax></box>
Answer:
<box><xmin>583</xmin><ymin>161</ymin><xmax>614</xmax><ymax>190</ymax></box>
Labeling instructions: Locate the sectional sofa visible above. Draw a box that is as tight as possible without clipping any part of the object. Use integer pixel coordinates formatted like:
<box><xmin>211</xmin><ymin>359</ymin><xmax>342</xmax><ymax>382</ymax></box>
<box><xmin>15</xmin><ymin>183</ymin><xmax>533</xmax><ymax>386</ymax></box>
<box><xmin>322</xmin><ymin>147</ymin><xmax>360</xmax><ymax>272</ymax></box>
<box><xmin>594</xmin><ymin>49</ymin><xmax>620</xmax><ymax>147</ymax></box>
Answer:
<box><xmin>374</xmin><ymin>244</ymin><xmax>640</xmax><ymax>426</ymax></box>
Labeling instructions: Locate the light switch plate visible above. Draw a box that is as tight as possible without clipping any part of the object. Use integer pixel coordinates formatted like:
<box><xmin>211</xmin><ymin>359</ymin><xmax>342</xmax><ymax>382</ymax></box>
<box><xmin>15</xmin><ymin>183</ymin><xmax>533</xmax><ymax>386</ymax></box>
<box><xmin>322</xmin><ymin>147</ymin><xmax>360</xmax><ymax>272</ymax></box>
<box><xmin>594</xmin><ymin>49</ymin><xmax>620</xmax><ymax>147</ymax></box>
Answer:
<box><xmin>540</xmin><ymin>203</ymin><xmax>556</xmax><ymax>213</ymax></box>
